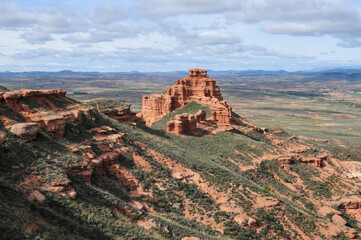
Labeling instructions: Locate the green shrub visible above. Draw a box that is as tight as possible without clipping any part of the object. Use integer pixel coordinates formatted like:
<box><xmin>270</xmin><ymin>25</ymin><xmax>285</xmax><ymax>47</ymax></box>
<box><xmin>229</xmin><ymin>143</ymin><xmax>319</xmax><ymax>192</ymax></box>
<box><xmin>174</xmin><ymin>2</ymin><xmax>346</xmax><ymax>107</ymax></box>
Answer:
<box><xmin>262</xmin><ymin>184</ymin><xmax>270</xmax><ymax>193</ymax></box>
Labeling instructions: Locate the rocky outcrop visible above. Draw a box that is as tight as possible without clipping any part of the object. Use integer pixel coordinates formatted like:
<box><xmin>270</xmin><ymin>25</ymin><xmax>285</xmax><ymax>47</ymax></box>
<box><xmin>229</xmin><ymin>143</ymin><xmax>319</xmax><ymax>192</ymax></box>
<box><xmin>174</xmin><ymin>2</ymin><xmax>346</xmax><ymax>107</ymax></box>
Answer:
<box><xmin>166</xmin><ymin>109</ymin><xmax>207</xmax><ymax>135</ymax></box>
<box><xmin>0</xmin><ymin>131</ymin><xmax>6</xmax><ymax>144</ymax></box>
<box><xmin>242</xmin><ymin>218</ymin><xmax>258</xmax><ymax>228</ymax></box>
<box><xmin>0</xmin><ymin>89</ymin><xmax>66</xmax><ymax>107</ymax></box>
<box><xmin>91</xmin><ymin>152</ymin><xmax>120</xmax><ymax>175</ymax></box>
<box><xmin>68</xmin><ymin>161</ymin><xmax>93</xmax><ymax>185</ymax></box>
<box><xmin>102</xmin><ymin>105</ymin><xmax>137</xmax><ymax>123</ymax></box>
<box><xmin>39</xmin><ymin>115</ymin><xmax>67</xmax><ymax>137</ymax></box>
<box><xmin>331</xmin><ymin>214</ymin><xmax>347</xmax><ymax>226</ymax></box>
<box><xmin>298</xmin><ymin>156</ymin><xmax>325</xmax><ymax>168</ymax></box>
<box><xmin>1</xmin><ymin>88</ymin><xmax>91</xmax><ymax>137</ymax></box>
<box><xmin>10</xmin><ymin>123</ymin><xmax>39</xmax><ymax>141</ymax></box>
<box><xmin>277</xmin><ymin>153</ymin><xmax>330</xmax><ymax>168</ymax></box>
<box><xmin>166</xmin><ymin>113</ymin><xmax>197</xmax><ymax>135</ymax></box>
<box><xmin>195</xmin><ymin>110</ymin><xmax>206</xmax><ymax>123</ymax></box>
<box><xmin>141</xmin><ymin>69</ymin><xmax>232</xmax><ymax>126</ymax></box>
<box><xmin>277</xmin><ymin>156</ymin><xmax>295</xmax><ymax>165</ymax></box>
<box><xmin>28</xmin><ymin>108</ymin><xmax>90</xmax><ymax>137</ymax></box>
<box><xmin>49</xmin><ymin>178</ymin><xmax>77</xmax><ymax>198</ymax></box>
<box><xmin>338</xmin><ymin>197</ymin><xmax>361</xmax><ymax>222</ymax></box>
<box><xmin>28</xmin><ymin>190</ymin><xmax>46</xmax><ymax>202</ymax></box>
<box><xmin>59</xmin><ymin>109</ymin><xmax>91</xmax><ymax>124</ymax></box>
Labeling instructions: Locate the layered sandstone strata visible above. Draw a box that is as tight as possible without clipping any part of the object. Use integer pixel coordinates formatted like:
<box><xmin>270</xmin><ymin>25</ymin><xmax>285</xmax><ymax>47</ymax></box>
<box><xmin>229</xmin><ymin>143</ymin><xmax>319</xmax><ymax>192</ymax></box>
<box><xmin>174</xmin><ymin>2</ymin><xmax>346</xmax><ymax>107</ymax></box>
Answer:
<box><xmin>166</xmin><ymin>110</ymin><xmax>207</xmax><ymax>135</ymax></box>
<box><xmin>0</xmin><ymin>89</ymin><xmax>91</xmax><ymax>137</ymax></box>
<box><xmin>166</xmin><ymin>114</ymin><xmax>197</xmax><ymax>135</ymax></box>
<box><xmin>195</xmin><ymin>109</ymin><xmax>206</xmax><ymax>123</ymax></box>
<box><xmin>141</xmin><ymin>69</ymin><xmax>232</xmax><ymax>126</ymax></box>
<box><xmin>28</xmin><ymin>109</ymin><xmax>91</xmax><ymax>137</ymax></box>
<box><xmin>102</xmin><ymin>105</ymin><xmax>137</xmax><ymax>123</ymax></box>
<box><xmin>0</xmin><ymin>89</ymin><xmax>66</xmax><ymax>107</ymax></box>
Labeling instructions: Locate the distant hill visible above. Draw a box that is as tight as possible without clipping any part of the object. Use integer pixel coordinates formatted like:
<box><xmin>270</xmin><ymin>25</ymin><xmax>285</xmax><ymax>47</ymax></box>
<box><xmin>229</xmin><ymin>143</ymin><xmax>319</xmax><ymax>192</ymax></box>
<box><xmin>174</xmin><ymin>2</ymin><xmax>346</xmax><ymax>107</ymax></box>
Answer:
<box><xmin>1</xmin><ymin>68</ymin><xmax>361</xmax><ymax>76</ymax></box>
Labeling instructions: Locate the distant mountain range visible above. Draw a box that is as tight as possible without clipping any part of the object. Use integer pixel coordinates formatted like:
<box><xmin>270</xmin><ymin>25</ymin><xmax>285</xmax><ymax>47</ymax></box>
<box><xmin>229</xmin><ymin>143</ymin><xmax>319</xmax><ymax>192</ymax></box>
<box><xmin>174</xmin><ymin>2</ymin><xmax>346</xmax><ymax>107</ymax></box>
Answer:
<box><xmin>1</xmin><ymin>68</ymin><xmax>361</xmax><ymax>76</ymax></box>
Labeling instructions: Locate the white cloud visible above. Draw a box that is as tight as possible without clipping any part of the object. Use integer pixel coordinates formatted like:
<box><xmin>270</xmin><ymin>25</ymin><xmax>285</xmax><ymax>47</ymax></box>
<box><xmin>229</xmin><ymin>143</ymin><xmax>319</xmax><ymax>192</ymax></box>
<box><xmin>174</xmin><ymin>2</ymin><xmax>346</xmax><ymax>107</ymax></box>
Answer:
<box><xmin>2</xmin><ymin>0</ymin><xmax>361</xmax><ymax>71</ymax></box>
<box><xmin>20</xmin><ymin>30</ymin><xmax>54</xmax><ymax>44</ymax></box>
<box><xmin>88</xmin><ymin>3</ymin><xmax>126</xmax><ymax>24</ymax></box>
<box><xmin>135</xmin><ymin>0</ymin><xmax>361</xmax><ymax>47</ymax></box>
<box><xmin>0</xmin><ymin>2</ymin><xmax>35</xmax><ymax>28</ymax></box>
<box><xmin>337</xmin><ymin>38</ymin><xmax>361</xmax><ymax>48</ymax></box>
<box><xmin>135</xmin><ymin>0</ymin><xmax>235</xmax><ymax>18</ymax></box>
<box><xmin>63</xmin><ymin>23</ymin><xmax>139</xmax><ymax>43</ymax></box>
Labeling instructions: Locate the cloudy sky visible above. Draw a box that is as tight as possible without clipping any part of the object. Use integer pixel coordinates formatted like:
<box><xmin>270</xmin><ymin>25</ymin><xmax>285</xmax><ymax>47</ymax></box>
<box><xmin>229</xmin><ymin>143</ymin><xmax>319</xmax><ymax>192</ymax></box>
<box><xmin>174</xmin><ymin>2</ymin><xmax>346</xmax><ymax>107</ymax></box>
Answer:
<box><xmin>1</xmin><ymin>0</ymin><xmax>361</xmax><ymax>72</ymax></box>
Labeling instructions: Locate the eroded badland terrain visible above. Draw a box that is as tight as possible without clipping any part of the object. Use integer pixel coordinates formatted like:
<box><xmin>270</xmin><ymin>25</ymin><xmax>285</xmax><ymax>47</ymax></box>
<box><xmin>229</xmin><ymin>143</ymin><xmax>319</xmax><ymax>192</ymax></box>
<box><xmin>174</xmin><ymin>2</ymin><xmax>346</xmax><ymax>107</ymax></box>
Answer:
<box><xmin>0</xmin><ymin>69</ymin><xmax>361</xmax><ymax>239</ymax></box>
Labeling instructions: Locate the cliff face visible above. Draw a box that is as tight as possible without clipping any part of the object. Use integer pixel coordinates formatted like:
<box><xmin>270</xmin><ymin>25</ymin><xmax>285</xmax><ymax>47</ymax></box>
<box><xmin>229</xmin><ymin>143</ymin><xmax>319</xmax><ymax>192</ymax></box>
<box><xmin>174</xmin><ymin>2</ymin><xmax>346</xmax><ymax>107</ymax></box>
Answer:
<box><xmin>141</xmin><ymin>69</ymin><xmax>232</xmax><ymax>126</ymax></box>
<box><xmin>0</xmin><ymin>89</ymin><xmax>66</xmax><ymax>108</ymax></box>
<box><xmin>0</xmin><ymin>89</ymin><xmax>90</xmax><ymax>137</ymax></box>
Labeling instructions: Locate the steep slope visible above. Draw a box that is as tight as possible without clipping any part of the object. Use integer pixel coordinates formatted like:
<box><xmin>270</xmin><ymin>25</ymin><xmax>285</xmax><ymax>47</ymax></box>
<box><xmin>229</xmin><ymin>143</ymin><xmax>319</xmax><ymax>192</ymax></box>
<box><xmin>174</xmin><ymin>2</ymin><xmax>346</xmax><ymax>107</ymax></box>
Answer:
<box><xmin>0</xmin><ymin>85</ymin><xmax>9</xmax><ymax>92</ymax></box>
<box><xmin>0</xmin><ymin>84</ymin><xmax>361</xmax><ymax>239</ymax></box>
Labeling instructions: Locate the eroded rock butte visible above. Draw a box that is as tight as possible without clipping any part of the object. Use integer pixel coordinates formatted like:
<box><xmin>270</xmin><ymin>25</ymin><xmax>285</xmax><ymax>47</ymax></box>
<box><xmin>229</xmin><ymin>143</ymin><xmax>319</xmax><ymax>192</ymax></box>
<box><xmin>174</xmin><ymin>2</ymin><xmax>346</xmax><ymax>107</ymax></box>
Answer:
<box><xmin>141</xmin><ymin>69</ymin><xmax>232</xmax><ymax>126</ymax></box>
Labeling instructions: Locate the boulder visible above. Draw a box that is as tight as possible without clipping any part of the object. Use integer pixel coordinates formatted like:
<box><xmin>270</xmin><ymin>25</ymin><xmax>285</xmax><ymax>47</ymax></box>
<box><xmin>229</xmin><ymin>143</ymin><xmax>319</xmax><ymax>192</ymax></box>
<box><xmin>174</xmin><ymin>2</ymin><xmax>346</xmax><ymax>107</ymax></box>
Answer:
<box><xmin>0</xmin><ymin>131</ymin><xmax>7</xmax><ymax>144</ymax></box>
<box><xmin>332</xmin><ymin>214</ymin><xmax>347</xmax><ymax>226</ymax></box>
<box><xmin>10</xmin><ymin>123</ymin><xmax>39</xmax><ymax>141</ymax></box>
<box><xmin>247</xmin><ymin>218</ymin><xmax>258</xmax><ymax>228</ymax></box>
<box><xmin>28</xmin><ymin>190</ymin><xmax>46</xmax><ymax>202</ymax></box>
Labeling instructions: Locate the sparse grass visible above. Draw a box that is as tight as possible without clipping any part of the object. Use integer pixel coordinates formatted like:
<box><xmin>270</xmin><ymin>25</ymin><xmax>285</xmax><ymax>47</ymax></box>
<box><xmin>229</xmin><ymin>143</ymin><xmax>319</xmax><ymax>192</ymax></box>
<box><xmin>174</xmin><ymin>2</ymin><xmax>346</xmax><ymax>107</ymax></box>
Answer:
<box><xmin>82</xmin><ymin>98</ymin><xmax>130</xmax><ymax>112</ymax></box>
<box><xmin>0</xmin><ymin>102</ymin><xmax>26</xmax><ymax>125</ymax></box>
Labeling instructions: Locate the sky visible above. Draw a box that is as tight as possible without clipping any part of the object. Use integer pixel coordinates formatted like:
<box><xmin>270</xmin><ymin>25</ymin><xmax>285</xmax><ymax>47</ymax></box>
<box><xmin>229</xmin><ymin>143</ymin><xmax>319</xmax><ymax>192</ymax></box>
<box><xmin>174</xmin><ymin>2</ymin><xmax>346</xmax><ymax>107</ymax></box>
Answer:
<box><xmin>1</xmin><ymin>0</ymin><xmax>361</xmax><ymax>72</ymax></box>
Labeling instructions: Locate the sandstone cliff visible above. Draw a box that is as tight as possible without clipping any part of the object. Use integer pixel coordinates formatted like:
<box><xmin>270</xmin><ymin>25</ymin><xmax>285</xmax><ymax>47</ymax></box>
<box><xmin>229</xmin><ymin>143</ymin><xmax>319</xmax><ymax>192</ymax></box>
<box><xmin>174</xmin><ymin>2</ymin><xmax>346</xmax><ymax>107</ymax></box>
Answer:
<box><xmin>141</xmin><ymin>69</ymin><xmax>232</xmax><ymax>126</ymax></box>
<box><xmin>0</xmin><ymin>89</ymin><xmax>91</xmax><ymax>137</ymax></box>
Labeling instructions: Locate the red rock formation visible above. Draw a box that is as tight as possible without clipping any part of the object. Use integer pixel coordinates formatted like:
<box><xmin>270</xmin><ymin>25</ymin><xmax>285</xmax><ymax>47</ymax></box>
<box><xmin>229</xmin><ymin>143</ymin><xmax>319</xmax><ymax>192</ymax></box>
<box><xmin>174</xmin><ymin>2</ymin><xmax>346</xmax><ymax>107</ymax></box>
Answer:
<box><xmin>0</xmin><ymin>89</ymin><xmax>66</xmax><ymax>108</ymax></box>
<box><xmin>91</xmin><ymin>152</ymin><xmax>120</xmax><ymax>175</ymax></box>
<box><xmin>298</xmin><ymin>156</ymin><xmax>325</xmax><ymax>168</ymax></box>
<box><xmin>48</xmin><ymin>178</ymin><xmax>77</xmax><ymax>198</ymax></box>
<box><xmin>102</xmin><ymin>105</ymin><xmax>137</xmax><ymax>123</ymax></box>
<box><xmin>141</xmin><ymin>69</ymin><xmax>232</xmax><ymax>126</ymax></box>
<box><xmin>277</xmin><ymin>156</ymin><xmax>294</xmax><ymax>165</ymax></box>
<box><xmin>338</xmin><ymin>197</ymin><xmax>361</xmax><ymax>223</ymax></box>
<box><xmin>38</xmin><ymin>115</ymin><xmax>67</xmax><ymax>137</ymax></box>
<box><xmin>195</xmin><ymin>109</ymin><xmax>206</xmax><ymax>123</ymax></box>
<box><xmin>166</xmin><ymin>113</ymin><xmax>197</xmax><ymax>135</ymax></box>
<box><xmin>10</xmin><ymin>123</ymin><xmax>39</xmax><ymax>141</ymax></box>
<box><xmin>1</xmin><ymin>89</ymin><xmax>91</xmax><ymax>137</ymax></box>
<box><xmin>28</xmin><ymin>108</ymin><xmax>91</xmax><ymax>137</ymax></box>
<box><xmin>0</xmin><ymin>131</ymin><xmax>6</xmax><ymax>144</ymax></box>
<box><xmin>68</xmin><ymin>161</ymin><xmax>93</xmax><ymax>184</ymax></box>
<box><xmin>28</xmin><ymin>190</ymin><xmax>46</xmax><ymax>202</ymax></box>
